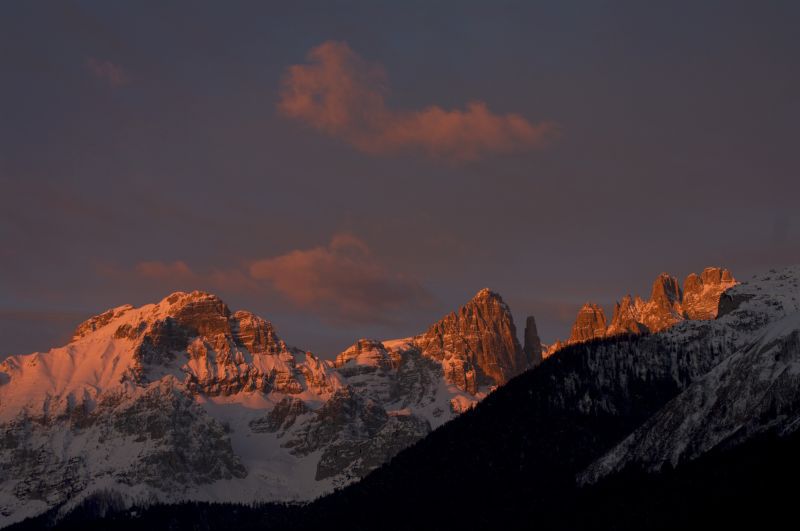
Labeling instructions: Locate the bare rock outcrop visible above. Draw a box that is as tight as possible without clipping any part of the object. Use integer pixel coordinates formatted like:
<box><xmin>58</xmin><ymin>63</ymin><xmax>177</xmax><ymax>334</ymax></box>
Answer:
<box><xmin>606</xmin><ymin>295</ymin><xmax>648</xmax><ymax>336</ymax></box>
<box><xmin>558</xmin><ymin>267</ymin><xmax>738</xmax><ymax>353</ymax></box>
<box><xmin>413</xmin><ymin>288</ymin><xmax>526</xmax><ymax>393</ymax></box>
<box><xmin>568</xmin><ymin>303</ymin><xmax>608</xmax><ymax>344</ymax></box>
<box><xmin>682</xmin><ymin>267</ymin><xmax>737</xmax><ymax>320</ymax></box>
<box><xmin>639</xmin><ymin>273</ymin><xmax>684</xmax><ymax>333</ymax></box>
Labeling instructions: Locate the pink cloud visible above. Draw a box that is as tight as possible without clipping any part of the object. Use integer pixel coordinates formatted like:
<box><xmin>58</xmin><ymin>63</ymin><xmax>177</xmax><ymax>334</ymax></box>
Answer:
<box><xmin>86</xmin><ymin>57</ymin><xmax>130</xmax><ymax>87</ymax></box>
<box><xmin>249</xmin><ymin>233</ymin><xmax>431</xmax><ymax>324</ymax></box>
<box><xmin>278</xmin><ymin>41</ymin><xmax>559</xmax><ymax>160</ymax></box>
<box><xmin>135</xmin><ymin>260</ymin><xmax>193</xmax><ymax>279</ymax></box>
<box><xmin>101</xmin><ymin>234</ymin><xmax>430</xmax><ymax>325</ymax></box>
<box><xmin>106</xmin><ymin>260</ymin><xmax>258</xmax><ymax>294</ymax></box>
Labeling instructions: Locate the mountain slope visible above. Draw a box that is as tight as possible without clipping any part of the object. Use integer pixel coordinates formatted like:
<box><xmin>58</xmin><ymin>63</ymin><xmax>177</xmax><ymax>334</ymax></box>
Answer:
<box><xmin>57</xmin><ymin>265</ymin><xmax>786</xmax><ymax>531</ymax></box>
<box><xmin>8</xmin><ymin>266</ymin><xmax>796</xmax><ymax>530</ymax></box>
<box><xmin>254</xmin><ymin>266</ymin><xmax>797</xmax><ymax>529</ymax></box>
<box><xmin>0</xmin><ymin>289</ymin><xmax>531</xmax><ymax>527</ymax></box>
<box><xmin>558</xmin><ymin>267</ymin><xmax>737</xmax><ymax>352</ymax></box>
<box><xmin>582</xmin><ymin>267</ymin><xmax>800</xmax><ymax>483</ymax></box>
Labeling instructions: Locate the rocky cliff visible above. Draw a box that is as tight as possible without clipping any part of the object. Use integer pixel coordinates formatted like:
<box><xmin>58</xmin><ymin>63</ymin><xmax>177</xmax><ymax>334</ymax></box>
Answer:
<box><xmin>412</xmin><ymin>288</ymin><xmax>526</xmax><ymax>394</ymax></box>
<box><xmin>581</xmin><ymin>267</ymin><xmax>800</xmax><ymax>484</ymax></box>
<box><xmin>567</xmin><ymin>303</ymin><xmax>608</xmax><ymax>343</ymax></box>
<box><xmin>682</xmin><ymin>267</ymin><xmax>737</xmax><ymax>320</ymax></box>
<box><xmin>0</xmin><ymin>288</ymin><xmax>536</xmax><ymax>526</ymax></box>
<box><xmin>560</xmin><ymin>267</ymin><xmax>736</xmax><ymax>351</ymax></box>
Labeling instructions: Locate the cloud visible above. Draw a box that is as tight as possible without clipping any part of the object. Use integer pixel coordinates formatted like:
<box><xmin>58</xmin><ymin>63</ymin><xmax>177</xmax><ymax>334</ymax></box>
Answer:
<box><xmin>278</xmin><ymin>41</ymin><xmax>558</xmax><ymax>160</ymax></box>
<box><xmin>249</xmin><ymin>233</ymin><xmax>431</xmax><ymax>324</ymax></box>
<box><xmin>85</xmin><ymin>57</ymin><xmax>130</xmax><ymax>87</ymax></box>
<box><xmin>101</xmin><ymin>234</ymin><xmax>429</xmax><ymax>326</ymax></box>
<box><xmin>135</xmin><ymin>260</ymin><xmax>193</xmax><ymax>279</ymax></box>
<box><xmin>101</xmin><ymin>260</ymin><xmax>258</xmax><ymax>294</ymax></box>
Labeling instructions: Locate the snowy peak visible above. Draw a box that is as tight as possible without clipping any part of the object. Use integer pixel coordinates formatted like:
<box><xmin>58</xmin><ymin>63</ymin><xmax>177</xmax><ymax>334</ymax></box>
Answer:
<box><xmin>71</xmin><ymin>304</ymin><xmax>134</xmax><ymax>341</ymax></box>
<box><xmin>333</xmin><ymin>339</ymin><xmax>397</xmax><ymax>370</ymax></box>
<box><xmin>71</xmin><ymin>291</ymin><xmax>230</xmax><ymax>342</ymax></box>
<box><xmin>0</xmin><ymin>286</ymin><xmax>540</xmax><ymax>525</ymax></box>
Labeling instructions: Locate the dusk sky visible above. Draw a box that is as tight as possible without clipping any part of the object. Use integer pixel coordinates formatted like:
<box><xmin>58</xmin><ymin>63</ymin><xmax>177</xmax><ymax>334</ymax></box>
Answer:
<box><xmin>2</xmin><ymin>0</ymin><xmax>799</xmax><ymax>359</ymax></box>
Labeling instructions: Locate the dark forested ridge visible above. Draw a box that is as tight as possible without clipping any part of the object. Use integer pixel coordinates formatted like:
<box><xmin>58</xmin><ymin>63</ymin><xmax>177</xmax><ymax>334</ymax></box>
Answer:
<box><xmin>6</xmin><ymin>333</ymin><xmax>705</xmax><ymax>530</ymax></box>
<box><xmin>16</xmin><ymin>428</ymin><xmax>796</xmax><ymax>531</ymax></box>
<box><xmin>9</xmin><ymin>319</ymin><xmax>793</xmax><ymax>531</ymax></box>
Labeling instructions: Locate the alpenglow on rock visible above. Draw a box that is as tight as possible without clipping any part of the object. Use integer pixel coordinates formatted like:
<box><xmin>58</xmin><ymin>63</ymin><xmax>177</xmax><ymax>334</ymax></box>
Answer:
<box><xmin>0</xmin><ymin>288</ymin><xmax>537</xmax><ymax>526</ymax></box>
<box><xmin>682</xmin><ymin>267</ymin><xmax>737</xmax><ymax>320</ymax></box>
<box><xmin>581</xmin><ymin>267</ymin><xmax>800</xmax><ymax>485</ymax></box>
<box><xmin>557</xmin><ymin>267</ymin><xmax>737</xmax><ymax>352</ymax></box>
<box><xmin>568</xmin><ymin>303</ymin><xmax>608</xmax><ymax>344</ymax></box>
<box><xmin>412</xmin><ymin>288</ymin><xmax>527</xmax><ymax>394</ymax></box>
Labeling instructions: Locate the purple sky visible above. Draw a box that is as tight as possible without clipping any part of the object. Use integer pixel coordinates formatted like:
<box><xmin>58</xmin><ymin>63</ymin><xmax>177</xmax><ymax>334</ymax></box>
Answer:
<box><xmin>2</xmin><ymin>1</ymin><xmax>799</xmax><ymax>359</ymax></box>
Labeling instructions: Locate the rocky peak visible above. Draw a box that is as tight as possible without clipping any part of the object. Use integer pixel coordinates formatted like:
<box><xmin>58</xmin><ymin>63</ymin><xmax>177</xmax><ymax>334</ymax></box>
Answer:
<box><xmin>413</xmin><ymin>288</ymin><xmax>527</xmax><ymax>393</ymax></box>
<box><xmin>523</xmin><ymin>316</ymin><xmax>543</xmax><ymax>367</ymax></box>
<box><xmin>636</xmin><ymin>273</ymin><xmax>683</xmax><ymax>333</ymax></box>
<box><xmin>124</xmin><ymin>293</ymin><xmax>294</xmax><ymax>358</ymax></box>
<box><xmin>231</xmin><ymin>310</ymin><xmax>288</xmax><ymax>356</ymax></box>
<box><xmin>702</xmin><ymin>266</ymin><xmax>735</xmax><ymax>285</ymax></box>
<box><xmin>556</xmin><ymin>267</ymin><xmax>738</xmax><ymax>355</ymax></box>
<box><xmin>72</xmin><ymin>304</ymin><xmax>134</xmax><ymax>341</ymax></box>
<box><xmin>649</xmin><ymin>273</ymin><xmax>682</xmax><ymax>312</ymax></box>
<box><xmin>160</xmin><ymin>291</ymin><xmax>233</xmax><ymax>338</ymax></box>
<box><xmin>568</xmin><ymin>303</ymin><xmax>608</xmax><ymax>344</ymax></box>
<box><xmin>72</xmin><ymin>291</ymin><xmax>313</xmax><ymax>394</ymax></box>
<box><xmin>472</xmin><ymin>287</ymin><xmax>499</xmax><ymax>301</ymax></box>
<box><xmin>606</xmin><ymin>295</ymin><xmax>648</xmax><ymax>337</ymax></box>
<box><xmin>333</xmin><ymin>339</ymin><xmax>395</xmax><ymax>370</ymax></box>
<box><xmin>682</xmin><ymin>267</ymin><xmax>737</xmax><ymax>320</ymax></box>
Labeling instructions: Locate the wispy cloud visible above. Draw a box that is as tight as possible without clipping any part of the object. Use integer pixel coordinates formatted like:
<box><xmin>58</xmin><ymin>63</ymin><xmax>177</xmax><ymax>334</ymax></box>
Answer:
<box><xmin>99</xmin><ymin>259</ymin><xmax>258</xmax><ymax>295</ymax></box>
<box><xmin>249</xmin><ymin>233</ymin><xmax>431</xmax><ymax>324</ymax></box>
<box><xmin>135</xmin><ymin>260</ymin><xmax>193</xmax><ymax>279</ymax></box>
<box><xmin>103</xmin><ymin>234</ymin><xmax>431</xmax><ymax>325</ymax></box>
<box><xmin>85</xmin><ymin>57</ymin><xmax>130</xmax><ymax>87</ymax></box>
<box><xmin>278</xmin><ymin>41</ymin><xmax>559</xmax><ymax>161</ymax></box>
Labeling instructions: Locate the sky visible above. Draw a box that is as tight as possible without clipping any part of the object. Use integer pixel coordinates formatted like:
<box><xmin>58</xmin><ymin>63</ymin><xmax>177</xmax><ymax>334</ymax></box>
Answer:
<box><xmin>1</xmin><ymin>0</ymin><xmax>799</xmax><ymax>359</ymax></box>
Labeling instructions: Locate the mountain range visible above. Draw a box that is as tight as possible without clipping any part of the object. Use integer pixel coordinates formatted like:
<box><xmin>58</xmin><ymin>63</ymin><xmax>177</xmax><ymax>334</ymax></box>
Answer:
<box><xmin>0</xmin><ymin>287</ymin><xmax>532</xmax><ymax>526</ymax></box>
<box><xmin>4</xmin><ymin>265</ymin><xmax>800</xmax><ymax>530</ymax></box>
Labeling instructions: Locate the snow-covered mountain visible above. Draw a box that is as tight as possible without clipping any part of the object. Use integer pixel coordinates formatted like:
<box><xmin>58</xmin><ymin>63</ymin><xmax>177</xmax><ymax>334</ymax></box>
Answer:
<box><xmin>0</xmin><ymin>288</ymin><xmax>529</xmax><ymax>526</ymax></box>
<box><xmin>581</xmin><ymin>266</ymin><xmax>800</xmax><ymax>484</ymax></box>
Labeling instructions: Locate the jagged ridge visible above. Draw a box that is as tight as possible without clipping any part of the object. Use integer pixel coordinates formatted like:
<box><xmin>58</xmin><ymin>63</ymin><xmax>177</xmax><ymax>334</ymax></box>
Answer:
<box><xmin>0</xmin><ymin>288</ymin><xmax>534</xmax><ymax>527</ymax></box>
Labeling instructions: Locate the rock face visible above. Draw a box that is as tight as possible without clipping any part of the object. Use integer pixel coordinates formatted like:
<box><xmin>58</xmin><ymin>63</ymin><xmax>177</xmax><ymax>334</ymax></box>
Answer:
<box><xmin>581</xmin><ymin>267</ymin><xmax>800</xmax><ymax>484</ymax></box>
<box><xmin>606</xmin><ymin>295</ymin><xmax>648</xmax><ymax>336</ymax></box>
<box><xmin>413</xmin><ymin>288</ymin><xmax>526</xmax><ymax>394</ymax></box>
<box><xmin>0</xmin><ymin>288</ymin><xmax>537</xmax><ymax>526</ymax></box>
<box><xmin>523</xmin><ymin>316</ymin><xmax>543</xmax><ymax>367</ymax></box>
<box><xmin>682</xmin><ymin>267</ymin><xmax>738</xmax><ymax>320</ymax></box>
<box><xmin>559</xmin><ymin>267</ymin><xmax>737</xmax><ymax>350</ymax></box>
<box><xmin>639</xmin><ymin>273</ymin><xmax>684</xmax><ymax>333</ymax></box>
<box><xmin>568</xmin><ymin>303</ymin><xmax>608</xmax><ymax>344</ymax></box>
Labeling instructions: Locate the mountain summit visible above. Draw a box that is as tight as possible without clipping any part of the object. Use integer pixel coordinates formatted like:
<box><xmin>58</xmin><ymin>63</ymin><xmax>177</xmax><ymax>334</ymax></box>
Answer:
<box><xmin>556</xmin><ymin>267</ymin><xmax>736</xmax><ymax>354</ymax></box>
<box><xmin>0</xmin><ymin>288</ymin><xmax>535</xmax><ymax>526</ymax></box>
<box><xmin>413</xmin><ymin>288</ymin><xmax>525</xmax><ymax>393</ymax></box>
